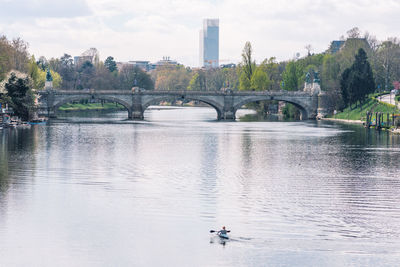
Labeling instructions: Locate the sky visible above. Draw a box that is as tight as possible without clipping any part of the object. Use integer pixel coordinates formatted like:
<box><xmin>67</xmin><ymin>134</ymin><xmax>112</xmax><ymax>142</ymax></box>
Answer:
<box><xmin>1</xmin><ymin>0</ymin><xmax>400</xmax><ymax>67</ymax></box>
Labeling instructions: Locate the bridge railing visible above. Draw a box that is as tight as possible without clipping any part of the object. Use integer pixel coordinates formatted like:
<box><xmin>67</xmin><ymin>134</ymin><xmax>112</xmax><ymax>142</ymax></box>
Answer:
<box><xmin>37</xmin><ymin>89</ymin><xmax>315</xmax><ymax>97</ymax></box>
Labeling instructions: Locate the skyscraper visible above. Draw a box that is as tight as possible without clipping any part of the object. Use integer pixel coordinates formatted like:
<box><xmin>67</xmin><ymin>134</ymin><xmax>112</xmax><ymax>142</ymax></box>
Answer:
<box><xmin>199</xmin><ymin>19</ymin><xmax>219</xmax><ymax>68</ymax></box>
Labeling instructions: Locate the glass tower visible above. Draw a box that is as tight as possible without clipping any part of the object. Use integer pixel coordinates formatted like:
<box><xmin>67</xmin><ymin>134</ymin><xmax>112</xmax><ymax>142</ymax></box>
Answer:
<box><xmin>199</xmin><ymin>19</ymin><xmax>219</xmax><ymax>68</ymax></box>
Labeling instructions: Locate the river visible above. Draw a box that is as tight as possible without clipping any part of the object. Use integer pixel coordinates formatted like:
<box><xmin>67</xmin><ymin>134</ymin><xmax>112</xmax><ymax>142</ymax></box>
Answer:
<box><xmin>0</xmin><ymin>107</ymin><xmax>400</xmax><ymax>266</ymax></box>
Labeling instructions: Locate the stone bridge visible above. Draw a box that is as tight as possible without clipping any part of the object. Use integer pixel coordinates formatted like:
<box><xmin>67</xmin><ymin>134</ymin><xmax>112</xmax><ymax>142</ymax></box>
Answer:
<box><xmin>37</xmin><ymin>89</ymin><xmax>326</xmax><ymax>120</ymax></box>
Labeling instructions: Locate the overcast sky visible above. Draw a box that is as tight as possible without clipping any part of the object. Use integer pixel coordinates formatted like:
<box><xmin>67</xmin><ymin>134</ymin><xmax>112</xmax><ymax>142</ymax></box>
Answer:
<box><xmin>1</xmin><ymin>0</ymin><xmax>400</xmax><ymax>67</ymax></box>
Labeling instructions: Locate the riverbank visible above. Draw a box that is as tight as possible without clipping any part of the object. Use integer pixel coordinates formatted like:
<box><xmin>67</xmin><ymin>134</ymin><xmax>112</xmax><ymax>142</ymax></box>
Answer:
<box><xmin>329</xmin><ymin>97</ymin><xmax>399</xmax><ymax>121</ymax></box>
<box><xmin>324</xmin><ymin>94</ymin><xmax>400</xmax><ymax>133</ymax></box>
<box><xmin>321</xmin><ymin>117</ymin><xmax>364</xmax><ymax>124</ymax></box>
<box><xmin>322</xmin><ymin>117</ymin><xmax>400</xmax><ymax>135</ymax></box>
<box><xmin>391</xmin><ymin>128</ymin><xmax>400</xmax><ymax>134</ymax></box>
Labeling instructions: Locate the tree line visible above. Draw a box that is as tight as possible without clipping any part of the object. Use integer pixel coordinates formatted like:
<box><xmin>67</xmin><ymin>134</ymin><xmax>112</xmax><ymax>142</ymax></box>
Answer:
<box><xmin>41</xmin><ymin>54</ymin><xmax>154</xmax><ymax>90</ymax></box>
<box><xmin>1</xmin><ymin>27</ymin><xmax>400</xmax><ymax>119</ymax></box>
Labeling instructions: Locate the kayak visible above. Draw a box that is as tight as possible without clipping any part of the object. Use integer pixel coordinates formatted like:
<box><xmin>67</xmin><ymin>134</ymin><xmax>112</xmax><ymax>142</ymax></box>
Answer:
<box><xmin>218</xmin><ymin>232</ymin><xmax>229</xmax><ymax>239</ymax></box>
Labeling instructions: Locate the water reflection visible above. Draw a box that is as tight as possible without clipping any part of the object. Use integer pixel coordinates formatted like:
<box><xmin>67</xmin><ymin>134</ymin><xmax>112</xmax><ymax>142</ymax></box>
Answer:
<box><xmin>0</xmin><ymin>108</ymin><xmax>400</xmax><ymax>266</ymax></box>
<box><xmin>199</xmin><ymin>132</ymin><xmax>218</xmax><ymax>221</ymax></box>
<box><xmin>0</xmin><ymin>126</ymin><xmax>39</xmax><ymax>207</ymax></box>
<box><xmin>0</xmin><ymin>131</ymin><xmax>10</xmax><ymax>201</ymax></box>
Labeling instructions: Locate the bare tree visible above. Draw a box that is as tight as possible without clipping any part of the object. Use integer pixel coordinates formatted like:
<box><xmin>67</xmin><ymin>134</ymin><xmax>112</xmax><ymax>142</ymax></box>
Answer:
<box><xmin>11</xmin><ymin>38</ymin><xmax>29</xmax><ymax>72</ymax></box>
<box><xmin>305</xmin><ymin>44</ymin><xmax>313</xmax><ymax>56</ymax></box>
<box><xmin>0</xmin><ymin>36</ymin><xmax>15</xmax><ymax>79</ymax></box>
<box><xmin>364</xmin><ymin>31</ymin><xmax>380</xmax><ymax>52</ymax></box>
<box><xmin>347</xmin><ymin>27</ymin><xmax>361</xmax><ymax>38</ymax></box>
<box><xmin>377</xmin><ymin>38</ymin><xmax>400</xmax><ymax>91</ymax></box>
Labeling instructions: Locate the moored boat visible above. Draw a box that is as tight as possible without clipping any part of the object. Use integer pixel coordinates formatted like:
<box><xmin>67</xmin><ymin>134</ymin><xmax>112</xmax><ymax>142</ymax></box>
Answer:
<box><xmin>28</xmin><ymin>118</ymin><xmax>47</xmax><ymax>125</ymax></box>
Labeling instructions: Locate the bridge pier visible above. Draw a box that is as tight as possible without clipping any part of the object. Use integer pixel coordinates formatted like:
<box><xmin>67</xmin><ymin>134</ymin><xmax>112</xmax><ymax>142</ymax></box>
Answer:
<box><xmin>131</xmin><ymin>110</ymin><xmax>143</xmax><ymax>120</ymax></box>
<box><xmin>220</xmin><ymin>110</ymin><xmax>235</xmax><ymax>120</ymax></box>
<box><xmin>317</xmin><ymin>92</ymin><xmax>329</xmax><ymax>119</ymax></box>
<box><xmin>127</xmin><ymin>110</ymin><xmax>134</xmax><ymax>120</ymax></box>
<box><xmin>48</xmin><ymin>108</ymin><xmax>57</xmax><ymax>118</ymax></box>
<box><xmin>220</xmin><ymin>93</ymin><xmax>235</xmax><ymax>120</ymax></box>
<box><xmin>131</xmin><ymin>93</ymin><xmax>144</xmax><ymax>120</ymax></box>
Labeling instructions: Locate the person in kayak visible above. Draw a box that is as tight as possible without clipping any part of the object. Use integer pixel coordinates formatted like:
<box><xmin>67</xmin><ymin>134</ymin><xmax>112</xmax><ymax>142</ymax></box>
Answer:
<box><xmin>217</xmin><ymin>226</ymin><xmax>228</xmax><ymax>236</ymax></box>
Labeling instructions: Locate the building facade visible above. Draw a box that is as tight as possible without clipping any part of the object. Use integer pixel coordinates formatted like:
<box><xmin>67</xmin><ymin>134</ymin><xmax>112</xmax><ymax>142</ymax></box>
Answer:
<box><xmin>74</xmin><ymin>48</ymin><xmax>100</xmax><ymax>66</ymax></box>
<box><xmin>199</xmin><ymin>19</ymin><xmax>219</xmax><ymax>68</ymax></box>
<box><xmin>116</xmin><ymin>57</ymin><xmax>180</xmax><ymax>73</ymax></box>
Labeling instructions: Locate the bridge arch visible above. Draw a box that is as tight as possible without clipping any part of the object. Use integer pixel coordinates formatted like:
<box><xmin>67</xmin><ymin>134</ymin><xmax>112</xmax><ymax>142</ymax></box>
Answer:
<box><xmin>141</xmin><ymin>95</ymin><xmax>224</xmax><ymax>120</ymax></box>
<box><xmin>53</xmin><ymin>95</ymin><xmax>133</xmax><ymax>118</ymax></box>
<box><xmin>233</xmin><ymin>95</ymin><xmax>310</xmax><ymax>120</ymax></box>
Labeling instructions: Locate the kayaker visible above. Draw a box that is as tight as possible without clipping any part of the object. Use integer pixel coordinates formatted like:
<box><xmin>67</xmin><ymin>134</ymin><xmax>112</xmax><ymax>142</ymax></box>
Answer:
<box><xmin>217</xmin><ymin>226</ymin><xmax>228</xmax><ymax>235</ymax></box>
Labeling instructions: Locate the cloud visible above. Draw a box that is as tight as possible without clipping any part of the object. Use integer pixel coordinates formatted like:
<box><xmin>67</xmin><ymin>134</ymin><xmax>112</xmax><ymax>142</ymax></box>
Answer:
<box><xmin>0</xmin><ymin>0</ymin><xmax>400</xmax><ymax>66</ymax></box>
<box><xmin>0</xmin><ymin>0</ymin><xmax>91</xmax><ymax>19</ymax></box>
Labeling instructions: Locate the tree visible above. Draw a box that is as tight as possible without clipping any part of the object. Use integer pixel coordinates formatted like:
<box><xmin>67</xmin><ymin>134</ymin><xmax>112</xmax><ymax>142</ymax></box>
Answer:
<box><xmin>321</xmin><ymin>54</ymin><xmax>340</xmax><ymax>91</ymax></box>
<box><xmin>54</xmin><ymin>54</ymin><xmax>76</xmax><ymax>89</ymax></box>
<box><xmin>152</xmin><ymin>65</ymin><xmax>191</xmax><ymax>91</ymax></box>
<box><xmin>250</xmin><ymin>67</ymin><xmax>270</xmax><ymax>91</ymax></box>
<box><xmin>221</xmin><ymin>67</ymin><xmax>239</xmax><ymax>90</ymax></box>
<box><xmin>11</xmin><ymin>37</ymin><xmax>29</xmax><ymax>72</ymax></box>
<box><xmin>340</xmin><ymin>48</ymin><xmax>375</xmax><ymax>107</ymax></box>
<box><xmin>305</xmin><ymin>44</ymin><xmax>313</xmax><ymax>56</ymax></box>
<box><xmin>37</xmin><ymin>69</ymin><xmax>62</xmax><ymax>89</ymax></box>
<box><xmin>239</xmin><ymin>41</ymin><xmax>256</xmax><ymax>90</ymax></box>
<box><xmin>261</xmin><ymin>57</ymin><xmax>280</xmax><ymax>90</ymax></box>
<box><xmin>351</xmin><ymin>48</ymin><xmax>375</xmax><ymax>102</ymax></box>
<box><xmin>347</xmin><ymin>27</ymin><xmax>361</xmax><ymax>38</ymax></box>
<box><xmin>5</xmin><ymin>73</ymin><xmax>35</xmax><ymax>120</ymax></box>
<box><xmin>375</xmin><ymin>38</ymin><xmax>400</xmax><ymax>91</ymax></box>
<box><xmin>205</xmin><ymin>68</ymin><xmax>225</xmax><ymax>91</ymax></box>
<box><xmin>239</xmin><ymin>71</ymin><xmax>251</xmax><ymax>90</ymax></box>
<box><xmin>280</xmin><ymin>53</ymin><xmax>324</xmax><ymax>92</ymax></box>
<box><xmin>0</xmin><ymin>36</ymin><xmax>30</xmax><ymax>80</ymax></box>
<box><xmin>0</xmin><ymin>36</ymin><xmax>14</xmax><ymax>80</ymax></box>
<box><xmin>104</xmin><ymin>56</ymin><xmax>117</xmax><ymax>72</ymax></box>
<box><xmin>187</xmin><ymin>73</ymin><xmax>199</xmax><ymax>90</ymax></box>
<box><xmin>187</xmin><ymin>71</ymin><xmax>206</xmax><ymax>90</ymax></box>
<box><xmin>119</xmin><ymin>65</ymin><xmax>154</xmax><ymax>90</ymax></box>
<box><xmin>281</xmin><ymin>61</ymin><xmax>302</xmax><ymax>91</ymax></box>
<box><xmin>336</xmin><ymin>37</ymin><xmax>372</xmax><ymax>72</ymax></box>
<box><xmin>340</xmin><ymin>68</ymin><xmax>351</xmax><ymax>106</ymax></box>
<box><xmin>60</xmin><ymin>53</ymin><xmax>74</xmax><ymax>67</ymax></box>
<box><xmin>28</xmin><ymin>55</ymin><xmax>40</xmax><ymax>88</ymax></box>
<box><xmin>242</xmin><ymin>42</ymin><xmax>254</xmax><ymax>79</ymax></box>
<box><xmin>27</xmin><ymin>55</ymin><xmax>62</xmax><ymax>90</ymax></box>
<box><xmin>364</xmin><ymin>31</ymin><xmax>380</xmax><ymax>52</ymax></box>
<box><xmin>36</xmin><ymin>56</ymin><xmax>48</xmax><ymax>71</ymax></box>
<box><xmin>77</xmin><ymin>61</ymin><xmax>95</xmax><ymax>89</ymax></box>
<box><xmin>91</xmin><ymin>62</ymin><xmax>119</xmax><ymax>90</ymax></box>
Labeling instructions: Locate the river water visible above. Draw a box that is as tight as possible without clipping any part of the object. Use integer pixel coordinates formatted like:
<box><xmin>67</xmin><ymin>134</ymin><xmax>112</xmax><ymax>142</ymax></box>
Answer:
<box><xmin>1</xmin><ymin>107</ymin><xmax>400</xmax><ymax>266</ymax></box>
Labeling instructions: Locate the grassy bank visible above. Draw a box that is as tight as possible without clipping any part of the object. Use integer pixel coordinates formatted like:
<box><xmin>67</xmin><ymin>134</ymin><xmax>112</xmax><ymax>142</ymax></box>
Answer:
<box><xmin>59</xmin><ymin>102</ymin><xmax>125</xmax><ymax>111</ymax></box>
<box><xmin>329</xmin><ymin>97</ymin><xmax>399</xmax><ymax>121</ymax></box>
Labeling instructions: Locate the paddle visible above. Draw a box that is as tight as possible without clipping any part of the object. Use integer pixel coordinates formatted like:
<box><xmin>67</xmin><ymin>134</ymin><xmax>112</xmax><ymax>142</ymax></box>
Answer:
<box><xmin>210</xmin><ymin>230</ymin><xmax>230</xmax><ymax>233</ymax></box>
